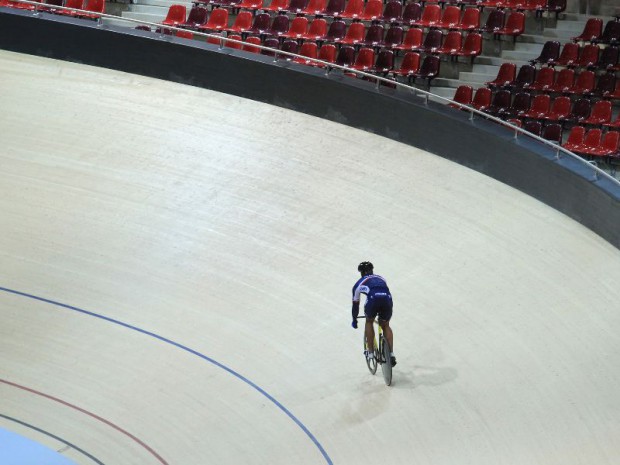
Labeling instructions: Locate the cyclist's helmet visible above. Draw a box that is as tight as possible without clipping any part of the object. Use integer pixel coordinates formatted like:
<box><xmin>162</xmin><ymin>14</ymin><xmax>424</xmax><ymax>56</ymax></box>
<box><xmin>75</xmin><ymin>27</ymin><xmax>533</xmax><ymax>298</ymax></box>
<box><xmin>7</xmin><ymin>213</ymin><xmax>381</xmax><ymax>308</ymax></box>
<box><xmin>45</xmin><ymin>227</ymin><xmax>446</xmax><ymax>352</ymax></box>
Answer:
<box><xmin>358</xmin><ymin>261</ymin><xmax>374</xmax><ymax>275</ymax></box>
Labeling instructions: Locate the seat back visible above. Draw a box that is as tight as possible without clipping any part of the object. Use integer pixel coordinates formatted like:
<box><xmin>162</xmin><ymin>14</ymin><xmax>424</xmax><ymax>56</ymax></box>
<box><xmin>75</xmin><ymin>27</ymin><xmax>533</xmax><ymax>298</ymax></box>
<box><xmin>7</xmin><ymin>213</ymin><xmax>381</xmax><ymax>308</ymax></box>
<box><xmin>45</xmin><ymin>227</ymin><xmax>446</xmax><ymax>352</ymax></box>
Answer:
<box><xmin>531</xmin><ymin>67</ymin><xmax>554</xmax><ymax>89</ymax></box>
<box><xmin>553</xmin><ymin>68</ymin><xmax>575</xmax><ymax>90</ymax></box>
<box><xmin>595</xmin><ymin>73</ymin><xmax>616</xmax><ymax>95</ymax></box>
<box><xmin>565</xmin><ymin>126</ymin><xmax>585</xmax><ymax>145</ymax></box>
<box><xmin>206</xmin><ymin>8</ymin><xmax>228</xmax><ymax>29</ymax></box>
<box><xmin>534</xmin><ymin>41</ymin><xmax>560</xmax><ymax>64</ymax></box>
<box><xmin>510</xmin><ymin>92</ymin><xmax>531</xmax><ymax>112</ymax></box>
<box><xmin>364</xmin><ymin>24</ymin><xmax>385</xmax><ymax>45</ymax></box>
<box><xmin>224</xmin><ymin>34</ymin><xmax>243</xmax><ymax>49</ymax></box>
<box><xmin>597</xmin><ymin>46</ymin><xmax>619</xmax><ymax>70</ymax></box>
<box><xmin>600</xmin><ymin>20</ymin><xmax>620</xmax><ymax>44</ymax></box>
<box><xmin>422</xmin><ymin>29</ymin><xmax>443</xmax><ymax>52</ymax></box>
<box><xmin>250</xmin><ymin>13</ymin><xmax>270</xmax><ymax>33</ymax></box>
<box><xmin>266</xmin><ymin>0</ymin><xmax>288</xmax><ymax>11</ymax></box>
<box><xmin>261</xmin><ymin>37</ymin><xmax>280</xmax><ymax>55</ymax></box>
<box><xmin>491</xmin><ymin>62</ymin><xmax>517</xmax><ymax>86</ymax></box>
<box><xmin>242</xmin><ymin>36</ymin><xmax>262</xmax><ymax>53</ymax></box>
<box><xmin>163</xmin><ymin>4</ymin><xmax>186</xmax><ymax>24</ymax></box>
<box><xmin>303</xmin><ymin>0</ymin><xmax>326</xmax><ymax>15</ymax></box>
<box><xmin>569</xmin><ymin>98</ymin><xmax>591</xmax><ymax>119</ymax></box>
<box><xmin>361</xmin><ymin>0</ymin><xmax>382</xmax><ymax>21</ymax></box>
<box><xmin>575</xmin><ymin>18</ymin><xmax>603</xmax><ymax>41</ymax></box>
<box><xmin>577</xmin><ymin>44</ymin><xmax>599</xmax><ymax>67</ymax></box>
<box><xmin>336</xmin><ymin>45</ymin><xmax>356</xmax><ymax>66</ymax></box>
<box><xmin>306</xmin><ymin>18</ymin><xmax>327</xmax><ymax>38</ymax></box>
<box><xmin>288</xmin><ymin>16</ymin><xmax>308</xmax><ymax>36</ymax></box>
<box><xmin>280</xmin><ymin>40</ymin><xmax>299</xmax><ymax>58</ymax></box>
<box><xmin>556</xmin><ymin>42</ymin><xmax>579</xmax><ymax>66</ymax></box>
<box><xmin>382</xmin><ymin>0</ymin><xmax>402</xmax><ymax>22</ymax></box>
<box><xmin>402</xmin><ymin>2</ymin><xmax>421</xmax><ymax>24</ymax></box>
<box><xmin>439</xmin><ymin>5</ymin><xmax>460</xmax><ymax>28</ymax></box>
<box><xmin>489</xmin><ymin>89</ymin><xmax>511</xmax><ymax>110</ymax></box>
<box><xmin>602</xmin><ymin>131</ymin><xmax>620</xmax><ymax>152</ymax></box>
<box><xmin>399</xmin><ymin>51</ymin><xmax>420</xmax><ymax>73</ymax></box>
<box><xmin>344</xmin><ymin>22</ymin><xmax>365</xmax><ymax>42</ymax></box>
<box><xmin>297</xmin><ymin>41</ymin><xmax>318</xmax><ymax>60</ymax></box>
<box><xmin>288</xmin><ymin>0</ymin><xmax>308</xmax><ymax>12</ymax></box>
<box><xmin>230</xmin><ymin>11</ymin><xmax>253</xmax><ymax>31</ymax></box>
<box><xmin>418</xmin><ymin>55</ymin><xmax>440</xmax><ymax>77</ymax></box>
<box><xmin>84</xmin><ymin>0</ymin><xmax>104</xmax><ymax>13</ymax></box>
<box><xmin>589</xmin><ymin>100</ymin><xmax>612</xmax><ymax>122</ymax></box>
<box><xmin>530</xmin><ymin>94</ymin><xmax>551</xmax><ymax>112</ymax></box>
<box><xmin>549</xmin><ymin>96</ymin><xmax>571</xmax><ymax>118</ymax></box>
<box><xmin>542</xmin><ymin>124</ymin><xmax>562</xmax><ymax>144</ymax></box>
<box><xmin>374</xmin><ymin>49</ymin><xmax>394</xmax><ymax>71</ymax></box>
<box><xmin>341</xmin><ymin>0</ymin><xmax>363</xmax><ymax>19</ymax></box>
<box><xmin>318</xmin><ymin>44</ymin><xmax>336</xmax><ymax>63</ymax></box>
<box><xmin>582</xmin><ymin>129</ymin><xmax>602</xmax><ymax>149</ymax></box>
<box><xmin>186</xmin><ymin>6</ymin><xmax>208</xmax><ymax>26</ymax></box>
<box><xmin>323</xmin><ymin>0</ymin><xmax>345</xmax><ymax>15</ymax></box>
<box><xmin>384</xmin><ymin>25</ymin><xmax>404</xmax><ymax>47</ymax></box>
<box><xmin>471</xmin><ymin>87</ymin><xmax>491</xmax><ymax>109</ymax></box>
<box><xmin>514</xmin><ymin>64</ymin><xmax>535</xmax><ymax>88</ymax></box>
<box><xmin>523</xmin><ymin>120</ymin><xmax>542</xmax><ymax>136</ymax></box>
<box><xmin>440</xmin><ymin>31</ymin><xmax>461</xmax><ymax>53</ymax></box>
<box><xmin>354</xmin><ymin>47</ymin><xmax>375</xmax><ymax>69</ymax></box>
<box><xmin>573</xmin><ymin>70</ymin><xmax>595</xmax><ymax>92</ymax></box>
<box><xmin>268</xmin><ymin>14</ymin><xmax>289</xmax><ymax>35</ymax></box>
<box><xmin>483</xmin><ymin>9</ymin><xmax>505</xmax><ymax>32</ymax></box>
<box><xmin>452</xmin><ymin>85</ymin><xmax>473</xmax><ymax>105</ymax></box>
<box><xmin>461</xmin><ymin>32</ymin><xmax>481</xmax><ymax>55</ymax></box>
<box><xmin>504</xmin><ymin>11</ymin><xmax>524</xmax><ymax>33</ymax></box>
<box><xmin>402</xmin><ymin>27</ymin><xmax>422</xmax><ymax>48</ymax></box>
<box><xmin>325</xmin><ymin>19</ymin><xmax>346</xmax><ymax>40</ymax></box>
<box><xmin>419</xmin><ymin>4</ymin><xmax>441</xmax><ymax>25</ymax></box>
<box><xmin>459</xmin><ymin>7</ymin><xmax>479</xmax><ymax>30</ymax></box>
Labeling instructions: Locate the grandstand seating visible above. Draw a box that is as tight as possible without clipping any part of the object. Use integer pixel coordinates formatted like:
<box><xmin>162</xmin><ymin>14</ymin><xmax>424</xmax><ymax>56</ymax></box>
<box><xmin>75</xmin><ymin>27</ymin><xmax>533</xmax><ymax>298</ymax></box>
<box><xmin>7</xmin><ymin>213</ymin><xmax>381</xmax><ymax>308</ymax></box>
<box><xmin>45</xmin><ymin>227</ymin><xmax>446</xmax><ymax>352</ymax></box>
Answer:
<box><xmin>161</xmin><ymin>5</ymin><xmax>186</xmax><ymax>27</ymax></box>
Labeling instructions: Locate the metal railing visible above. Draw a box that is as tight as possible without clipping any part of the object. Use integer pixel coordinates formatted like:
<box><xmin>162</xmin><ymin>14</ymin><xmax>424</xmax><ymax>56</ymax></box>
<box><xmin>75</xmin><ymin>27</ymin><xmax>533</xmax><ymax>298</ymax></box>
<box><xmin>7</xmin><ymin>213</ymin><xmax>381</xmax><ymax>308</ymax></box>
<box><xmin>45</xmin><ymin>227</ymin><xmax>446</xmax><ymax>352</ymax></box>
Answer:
<box><xmin>5</xmin><ymin>0</ymin><xmax>620</xmax><ymax>186</ymax></box>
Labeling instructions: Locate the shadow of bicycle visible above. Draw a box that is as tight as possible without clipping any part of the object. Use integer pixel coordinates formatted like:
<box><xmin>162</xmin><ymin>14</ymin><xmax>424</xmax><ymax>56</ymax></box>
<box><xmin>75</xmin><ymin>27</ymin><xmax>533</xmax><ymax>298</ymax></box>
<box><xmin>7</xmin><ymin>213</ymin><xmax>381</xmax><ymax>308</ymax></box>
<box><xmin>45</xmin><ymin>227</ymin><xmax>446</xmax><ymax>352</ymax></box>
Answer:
<box><xmin>393</xmin><ymin>365</ymin><xmax>458</xmax><ymax>389</ymax></box>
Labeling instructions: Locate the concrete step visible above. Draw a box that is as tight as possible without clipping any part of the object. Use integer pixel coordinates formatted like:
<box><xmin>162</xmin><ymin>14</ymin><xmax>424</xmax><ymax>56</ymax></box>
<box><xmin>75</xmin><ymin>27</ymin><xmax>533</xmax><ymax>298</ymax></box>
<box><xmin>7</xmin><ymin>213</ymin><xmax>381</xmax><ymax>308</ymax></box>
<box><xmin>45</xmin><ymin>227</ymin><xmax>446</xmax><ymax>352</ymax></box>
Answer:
<box><xmin>475</xmin><ymin>56</ymin><xmax>531</xmax><ymax>68</ymax></box>
<box><xmin>128</xmin><ymin>4</ymin><xmax>170</xmax><ymax>14</ymax></box>
<box><xmin>122</xmin><ymin>10</ymin><xmax>167</xmax><ymax>22</ymax></box>
<box><xmin>501</xmin><ymin>49</ymin><xmax>539</xmax><ymax>61</ymax></box>
<box><xmin>472</xmin><ymin>63</ymin><xmax>503</xmax><ymax>73</ymax></box>
<box><xmin>541</xmin><ymin>28</ymin><xmax>578</xmax><ymax>40</ymax></box>
<box><xmin>554</xmin><ymin>20</ymin><xmax>589</xmax><ymax>32</ymax></box>
<box><xmin>513</xmin><ymin>42</ymin><xmax>545</xmax><ymax>52</ymax></box>
<box><xmin>433</xmin><ymin>77</ymin><xmax>468</xmax><ymax>88</ymax></box>
<box><xmin>453</xmin><ymin>72</ymin><xmax>492</xmax><ymax>85</ymax></box>
<box><xmin>102</xmin><ymin>17</ymin><xmax>138</xmax><ymax>28</ymax></box>
<box><xmin>133</xmin><ymin>0</ymin><xmax>192</xmax><ymax>6</ymax></box>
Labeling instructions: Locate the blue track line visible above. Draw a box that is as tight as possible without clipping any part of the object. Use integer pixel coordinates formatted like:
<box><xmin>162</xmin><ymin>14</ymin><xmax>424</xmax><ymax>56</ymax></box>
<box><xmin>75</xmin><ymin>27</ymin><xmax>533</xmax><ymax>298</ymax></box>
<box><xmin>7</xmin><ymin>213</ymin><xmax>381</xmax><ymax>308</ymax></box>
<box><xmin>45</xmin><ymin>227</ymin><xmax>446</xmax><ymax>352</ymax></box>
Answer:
<box><xmin>0</xmin><ymin>286</ymin><xmax>333</xmax><ymax>465</ymax></box>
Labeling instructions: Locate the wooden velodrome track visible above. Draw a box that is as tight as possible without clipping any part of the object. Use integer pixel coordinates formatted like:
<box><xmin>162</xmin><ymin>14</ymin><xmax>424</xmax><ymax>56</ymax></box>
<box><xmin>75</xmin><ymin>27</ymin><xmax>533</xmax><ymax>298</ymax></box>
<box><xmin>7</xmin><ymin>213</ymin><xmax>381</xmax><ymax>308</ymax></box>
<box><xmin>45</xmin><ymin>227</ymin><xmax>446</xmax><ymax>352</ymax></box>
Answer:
<box><xmin>1</xmin><ymin>49</ymin><xmax>620</xmax><ymax>464</ymax></box>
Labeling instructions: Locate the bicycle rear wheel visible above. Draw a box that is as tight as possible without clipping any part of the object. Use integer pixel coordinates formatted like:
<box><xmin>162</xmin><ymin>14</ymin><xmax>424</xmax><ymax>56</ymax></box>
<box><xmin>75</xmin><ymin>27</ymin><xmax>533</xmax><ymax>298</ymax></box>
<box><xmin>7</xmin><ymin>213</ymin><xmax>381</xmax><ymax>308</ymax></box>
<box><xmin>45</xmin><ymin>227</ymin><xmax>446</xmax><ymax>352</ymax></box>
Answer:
<box><xmin>379</xmin><ymin>335</ymin><xmax>392</xmax><ymax>386</ymax></box>
<box><xmin>364</xmin><ymin>333</ymin><xmax>377</xmax><ymax>375</ymax></box>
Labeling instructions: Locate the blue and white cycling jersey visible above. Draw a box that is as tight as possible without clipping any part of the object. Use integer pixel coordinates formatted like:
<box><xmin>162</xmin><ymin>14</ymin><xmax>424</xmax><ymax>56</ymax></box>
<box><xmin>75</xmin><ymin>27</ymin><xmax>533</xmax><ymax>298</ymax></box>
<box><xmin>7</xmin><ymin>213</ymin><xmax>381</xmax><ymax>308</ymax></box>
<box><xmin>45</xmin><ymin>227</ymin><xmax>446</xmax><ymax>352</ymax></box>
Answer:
<box><xmin>352</xmin><ymin>274</ymin><xmax>391</xmax><ymax>302</ymax></box>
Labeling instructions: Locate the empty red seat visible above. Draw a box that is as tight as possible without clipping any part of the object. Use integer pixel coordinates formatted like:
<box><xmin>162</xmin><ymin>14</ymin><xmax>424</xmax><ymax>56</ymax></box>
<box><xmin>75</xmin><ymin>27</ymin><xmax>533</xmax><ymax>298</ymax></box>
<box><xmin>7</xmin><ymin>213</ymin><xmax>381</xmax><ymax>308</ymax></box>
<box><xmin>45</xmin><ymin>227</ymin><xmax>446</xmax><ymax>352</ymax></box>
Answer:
<box><xmin>340</xmin><ymin>22</ymin><xmax>365</xmax><ymax>46</ymax></box>
<box><xmin>242</xmin><ymin>36</ymin><xmax>262</xmax><ymax>53</ymax></box>
<box><xmin>315</xmin><ymin>43</ymin><xmax>336</xmax><ymax>66</ymax></box>
<box><xmin>564</xmin><ymin>98</ymin><xmax>591</xmax><ymax>126</ymax></box>
<box><xmin>263</xmin><ymin>0</ymin><xmax>289</xmax><ymax>12</ymax></box>
<box><xmin>594</xmin><ymin>73</ymin><xmax>617</xmax><ymax>97</ymax></box>
<box><xmin>436</xmin><ymin>31</ymin><xmax>462</xmax><ymax>57</ymax></box>
<box><xmin>359</xmin><ymin>0</ymin><xmax>382</xmax><ymax>22</ymax></box>
<box><xmin>420</xmin><ymin>29</ymin><xmax>443</xmax><ymax>53</ymax></box>
<box><xmin>454</xmin><ymin>32</ymin><xmax>481</xmax><ymax>63</ymax></box>
<box><xmin>340</xmin><ymin>0</ymin><xmax>363</xmax><ymax>19</ymax></box>
<box><xmin>567</xmin><ymin>70</ymin><xmax>595</xmax><ymax>95</ymax></box>
<box><xmin>198</xmin><ymin>8</ymin><xmax>229</xmax><ymax>32</ymax></box>
<box><xmin>522</xmin><ymin>94</ymin><xmax>551</xmax><ymax>119</ymax></box>
<box><xmin>287</xmin><ymin>0</ymin><xmax>307</xmax><ymax>13</ymax></box>
<box><xmin>542</xmin><ymin>124</ymin><xmax>563</xmax><ymax>144</ymax></box>
<box><xmin>401</xmin><ymin>2</ymin><xmax>422</xmax><ymax>26</ymax></box>
<box><xmin>371</xmin><ymin>49</ymin><xmax>394</xmax><ymax>75</ymax></box>
<box><xmin>543</xmin><ymin>96</ymin><xmax>571</xmax><ymax>122</ymax></box>
<box><xmin>581</xmin><ymin>100</ymin><xmax>611</xmax><ymax>126</ymax></box>
<box><xmin>512</xmin><ymin>64</ymin><xmax>536</xmax><ymax>90</ymax></box>
<box><xmin>495</xmin><ymin>11</ymin><xmax>524</xmax><ymax>42</ymax></box>
<box><xmin>293</xmin><ymin>41</ymin><xmax>318</xmax><ymax>65</ymax></box>
<box><xmin>530</xmin><ymin>41</ymin><xmax>560</xmax><ymax>66</ymax></box>
<box><xmin>549</xmin><ymin>42</ymin><xmax>579</xmax><ymax>67</ymax></box>
<box><xmin>162</xmin><ymin>4</ymin><xmax>186</xmax><ymax>26</ymax></box>
<box><xmin>503</xmin><ymin>92</ymin><xmax>531</xmax><ymax>119</ymax></box>
<box><xmin>483</xmin><ymin>89</ymin><xmax>512</xmax><ymax>117</ymax></box>
<box><xmin>394</xmin><ymin>27</ymin><xmax>422</xmax><ymax>52</ymax></box>
<box><xmin>449</xmin><ymin>85</ymin><xmax>473</xmax><ymax>109</ymax></box>
<box><xmin>574</xmin><ymin>129</ymin><xmax>603</xmax><ymax>156</ymax></box>
<box><xmin>571</xmin><ymin>18</ymin><xmax>603</xmax><ymax>43</ymax></box>
<box><xmin>324</xmin><ymin>19</ymin><xmax>346</xmax><ymax>42</ymax></box>
<box><xmin>528</xmin><ymin>67</ymin><xmax>555</xmax><ymax>92</ymax></box>
<box><xmin>381</xmin><ymin>0</ymin><xmax>403</xmax><ymax>23</ymax></box>
<box><xmin>78</xmin><ymin>0</ymin><xmax>104</xmax><ymax>18</ymax></box>
<box><xmin>336</xmin><ymin>45</ymin><xmax>356</xmax><ymax>67</ymax></box>
<box><xmin>236</xmin><ymin>0</ymin><xmax>264</xmax><ymax>11</ymax></box>
<box><xmin>597</xmin><ymin>46</ymin><xmax>620</xmax><ymax>71</ymax></box>
<box><xmin>414</xmin><ymin>4</ymin><xmax>441</xmax><ymax>28</ymax></box>
<box><xmin>589</xmin><ymin>131</ymin><xmax>620</xmax><ymax>158</ymax></box>
<box><xmin>562</xmin><ymin>126</ymin><xmax>586</xmax><ymax>153</ymax></box>
<box><xmin>604</xmin><ymin>111</ymin><xmax>620</xmax><ymax>130</ymax></box>
<box><xmin>300</xmin><ymin>0</ymin><xmax>326</xmax><ymax>15</ymax></box>
<box><xmin>303</xmin><ymin>18</ymin><xmax>327</xmax><ymax>41</ymax></box>
<box><xmin>247</xmin><ymin>13</ymin><xmax>270</xmax><ymax>35</ymax></box>
<box><xmin>384</xmin><ymin>25</ymin><xmax>404</xmax><ymax>49</ymax></box>
<box><xmin>596</xmin><ymin>19</ymin><xmax>620</xmax><ymax>45</ymax></box>
<box><xmin>486</xmin><ymin>62</ymin><xmax>517</xmax><ymax>88</ymax></box>
<box><xmin>391</xmin><ymin>51</ymin><xmax>420</xmax><ymax>83</ymax></box>
<box><xmin>437</xmin><ymin>5</ymin><xmax>461</xmax><ymax>29</ymax></box>
<box><xmin>574</xmin><ymin>44</ymin><xmax>599</xmax><ymax>69</ymax></box>
<box><xmin>265</xmin><ymin>14</ymin><xmax>290</xmax><ymax>37</ymax></box>
<box><xmin>226</xmin><ymin>10</ymin><xmax>253</xmax><ymax>34</ymax></box>
<box><xmin>350</xmin><ymin>47</ymin><xmax>375</xmax><ymax>72</ymax></box>
<box><xmin>410</xmin><ymin>55</ymin><xmax>440</xmax><ymax>89</ymax></box>
<box><xmin>282</xmin><ymin>16</ymin><xmax>308</xmax><ymax>40</ymax></box>
<box><xmin>322</xmin><ymin>0</ymin><xmax>345</xmax><ymax>17</ymax></box>
<box><xmin>362</xmin><ymin>24</ymin><xmax>385</xmax><ymax>48</ymax></box>
<box><xmin>547</xmin><ymin>68</ymin><xmax>574</xmax><ymax>93</ymax></box>
<box><xmin>182</xmin><ymin>6</ymin><xmax>208</xmax><ymax>28</ymax></box>
<box><xmin>471</xmin><ymin>87</ymin><xmax>492</xmax><ymax>111</ymax></box>
<box><xmin>224</xmin><ymin>34</ymin><xmax>243</xmax><ymax>49</ymax></box>
<box><xmin>456</xmin><ymin>7</ymin><xmax>479</xmax><ymax>31</ymax></box>
<box><xmin>479</xmin><ymin>9</ymin><xmax>505</xmax><ymax>34</ymax></box>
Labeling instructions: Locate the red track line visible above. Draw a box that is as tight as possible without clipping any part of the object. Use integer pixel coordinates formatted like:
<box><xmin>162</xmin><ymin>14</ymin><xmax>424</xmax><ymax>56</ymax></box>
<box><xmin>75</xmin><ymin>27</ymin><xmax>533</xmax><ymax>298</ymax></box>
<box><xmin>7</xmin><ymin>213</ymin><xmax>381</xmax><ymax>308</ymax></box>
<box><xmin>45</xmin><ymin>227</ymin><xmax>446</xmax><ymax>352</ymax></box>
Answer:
<box><xmin>0</xmin><ymin>378</ymin><xmax>169</xmax><ymax>465</ymax></box>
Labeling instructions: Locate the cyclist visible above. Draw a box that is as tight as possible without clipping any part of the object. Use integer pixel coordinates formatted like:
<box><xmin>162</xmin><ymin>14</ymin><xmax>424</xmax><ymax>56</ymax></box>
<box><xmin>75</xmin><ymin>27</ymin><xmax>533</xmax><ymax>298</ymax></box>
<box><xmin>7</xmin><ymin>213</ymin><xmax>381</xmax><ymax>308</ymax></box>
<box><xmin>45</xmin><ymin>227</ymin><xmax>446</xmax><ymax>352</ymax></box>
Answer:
<box><xmin>351</xmin><ymin>261</ymin><xmax>396</xmax><ymax>367</ymax></box>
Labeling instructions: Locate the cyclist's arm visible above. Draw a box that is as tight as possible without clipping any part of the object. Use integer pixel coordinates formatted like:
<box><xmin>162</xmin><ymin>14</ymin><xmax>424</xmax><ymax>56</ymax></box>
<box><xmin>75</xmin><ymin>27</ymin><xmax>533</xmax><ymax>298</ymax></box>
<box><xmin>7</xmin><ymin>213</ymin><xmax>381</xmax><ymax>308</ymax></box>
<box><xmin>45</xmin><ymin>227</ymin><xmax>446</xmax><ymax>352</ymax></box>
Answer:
<box><xmin>352</xmin><ymin>300</ymin><xmax>360</xmax><ymax>321</ymax></box>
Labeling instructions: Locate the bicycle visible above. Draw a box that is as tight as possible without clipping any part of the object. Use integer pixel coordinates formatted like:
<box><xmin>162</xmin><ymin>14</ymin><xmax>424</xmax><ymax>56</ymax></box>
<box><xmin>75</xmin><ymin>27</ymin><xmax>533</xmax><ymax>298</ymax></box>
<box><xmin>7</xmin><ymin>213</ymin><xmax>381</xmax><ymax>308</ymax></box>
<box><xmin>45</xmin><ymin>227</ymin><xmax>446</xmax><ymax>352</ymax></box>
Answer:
<box><xmin>357</xmin><ymin>316</ymin><xmax>392</xmax><ymax>386</ymax></box>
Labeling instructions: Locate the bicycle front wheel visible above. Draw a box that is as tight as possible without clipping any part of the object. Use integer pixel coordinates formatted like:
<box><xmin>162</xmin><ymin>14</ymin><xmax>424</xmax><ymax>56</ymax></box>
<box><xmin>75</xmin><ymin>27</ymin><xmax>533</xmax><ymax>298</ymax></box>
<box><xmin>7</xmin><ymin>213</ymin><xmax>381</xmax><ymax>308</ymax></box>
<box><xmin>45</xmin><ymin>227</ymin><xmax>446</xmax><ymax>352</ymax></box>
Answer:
<box><xmin>364</xmin><ymin>333</ymin><xmax>377</xmax><ymax>375</ymax></box>
<box><xmin>380</xmin><ymin>335</ymin><xmax>392</xmax><ymax>386</ymax></box>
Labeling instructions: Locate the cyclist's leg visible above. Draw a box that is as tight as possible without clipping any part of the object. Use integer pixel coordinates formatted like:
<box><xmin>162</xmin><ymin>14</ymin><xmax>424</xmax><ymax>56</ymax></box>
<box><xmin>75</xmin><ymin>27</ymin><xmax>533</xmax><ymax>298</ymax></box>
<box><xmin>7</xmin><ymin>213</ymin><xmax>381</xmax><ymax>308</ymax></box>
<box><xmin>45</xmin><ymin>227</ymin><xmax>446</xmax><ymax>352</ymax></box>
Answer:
<box><xmin>364</xmin><ymin>299</ymin><xmax>378</xmax><ymax>358</ymax></box>
<box><xmin>378</xmin><ymin>297</ymin><xmax>395</xmax><ymax>366</ymax></box>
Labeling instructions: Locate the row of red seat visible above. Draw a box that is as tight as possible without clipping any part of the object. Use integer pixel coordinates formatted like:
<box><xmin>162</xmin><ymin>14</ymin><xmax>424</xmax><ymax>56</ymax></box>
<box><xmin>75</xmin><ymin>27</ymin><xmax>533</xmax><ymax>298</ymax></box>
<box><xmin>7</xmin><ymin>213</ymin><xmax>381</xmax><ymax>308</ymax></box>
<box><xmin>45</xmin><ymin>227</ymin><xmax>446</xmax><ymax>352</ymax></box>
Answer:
<box><xmin>0</xmin><ymin>0</ymin><xmax>104</xmax><ymax>17</ymax></box>
<box><xmin>571</xmin><ymin>17</ymin><xmax>620</xmax><ymax>44</ymax></box>
<box><xmin>563</xmin><ymin>126</ymin><xmax>620</xmax><ymax>159</ymax></box>
<box><xmin>486</xmin><ymin>62</ymin><xmax>620</xmax><ymax>98</ymax></box>
<box><xmin>453</xmin><ymin>86</ymin><xmax>620</xmax><ymax>127</ymax></box>
<box><xmin>531</xmin><ymin>41</ymin><xmax>620</xmax><ymax>71</ymax></box>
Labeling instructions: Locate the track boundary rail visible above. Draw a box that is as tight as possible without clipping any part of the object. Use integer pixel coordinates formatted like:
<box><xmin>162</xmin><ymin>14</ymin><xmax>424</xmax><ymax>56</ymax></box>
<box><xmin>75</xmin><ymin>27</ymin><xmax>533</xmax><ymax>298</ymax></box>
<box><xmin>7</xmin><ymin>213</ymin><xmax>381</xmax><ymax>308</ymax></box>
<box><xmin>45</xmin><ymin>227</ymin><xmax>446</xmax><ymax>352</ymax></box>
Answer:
<box><xmin>4</xmin><ymin>0</ymin><xmax>620</xmax><ymax>186</ymax></box>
